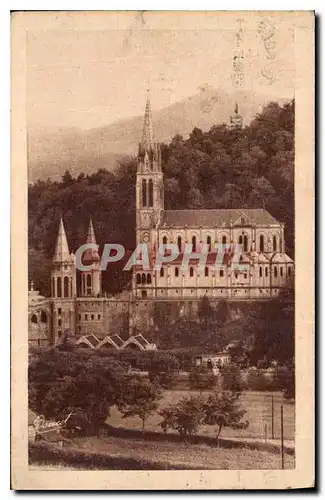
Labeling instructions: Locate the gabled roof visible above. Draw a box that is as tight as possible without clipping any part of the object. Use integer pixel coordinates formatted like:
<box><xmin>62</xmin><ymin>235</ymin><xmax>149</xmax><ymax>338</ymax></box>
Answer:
<box><xmin>76</xmin><ymin>335</ymin><xmax>98</xmax><ymax>348</ymax></box>
<box><xmin>97</xmin><ymin>335</ymin><xmax>122</xmax><ymax>350</ymax></box>
<box><xmin>133</xmin><ymin>334</ymin><xmax>150</xmax><ymax>348</ymax></box>
<box><xmin>161</xmin><ymin>209</ymin><xmax>279</xmax><ymax>228</ymax></box>
<box><xmin>110</xmin><ymin>334</ymin><xmax>124</xmax><ymax>348</ymax></box>
<box><xmin>270</xmin><ymin>253</ymin><xmax>294</xmax><ymax>263</ymax></box>
<box><xmin>84</xmin><ymin>334</ymin><xmax>100</xmax><ymax>348</ymax></box>
<box><xmin>257</xmin><ymin>253</ymin><xmax>270</xmax><ymax>263</ymax></box>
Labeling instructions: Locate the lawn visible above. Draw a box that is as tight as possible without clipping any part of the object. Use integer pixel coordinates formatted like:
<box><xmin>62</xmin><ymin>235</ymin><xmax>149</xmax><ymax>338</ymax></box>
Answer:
<box><xmin>107</xmin><ymin>390</ymin><xmax>295</xmax><ymax>442</ymax></box>
<box><xmin>57</xmin><ymin>435</ymin><xmax>294</xmax><ymax>470</ymax></box>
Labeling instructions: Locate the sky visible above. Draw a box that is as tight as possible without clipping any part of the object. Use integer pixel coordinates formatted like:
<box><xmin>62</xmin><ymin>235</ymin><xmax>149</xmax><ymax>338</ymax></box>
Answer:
<box><xmin>27</xmin><ymin>16</ymin><xmax>295</xmax><ymax>131</ymax></box>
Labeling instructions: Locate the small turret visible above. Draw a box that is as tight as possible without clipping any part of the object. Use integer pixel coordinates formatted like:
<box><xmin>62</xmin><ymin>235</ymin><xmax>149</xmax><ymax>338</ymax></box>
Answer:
<box><xmin>80</xmin><ymin>218</ymin><xmax>102</xmax><ymax>297</ymax></box>
<box><xmin>230</xmin><ymin>102</ymin><xmax>243</xmax><ymax>130</ymax></box>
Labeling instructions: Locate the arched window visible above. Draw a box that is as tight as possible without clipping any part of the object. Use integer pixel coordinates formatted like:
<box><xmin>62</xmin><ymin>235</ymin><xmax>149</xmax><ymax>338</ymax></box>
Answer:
<box><xmin>175</xmin><ymin>267</ymin><xmax>179</xmax><ymax>277</ymax></box>
<box><xmin>244</xmin><ymin>235</ymin><xmax>248</xmax><ymax>252</ymax></box>
<box><xmin>87</xmin><ymin>274</ymin><xmax>92</xmax><ymax>287</ymax></box>
<box><xmin>192</xmin><ymin>236</ymin><xmax>197</xmax><ymax>252</ymax></box>
<box><xmin>160</xmin><ymin>267</ymin><xmax>164</xmax><ymax>277</ymax></box>
<box><xmin>147</xmin><ymin>273</ymin><xmax>152</xmax><ymax>284</ymax></box>
<box><xmin>142</xmin><ymin>179</ymin><xmax>147</xmax><ymax>207</ymax></box>
<box><xmin>40</xmin><ymin>311</ymin><xmax>47</xmax><ymax>323</ymax></box>
<box><xmin>57</xmin><ymin>277</ymin><xmax>62</xmax><ymax>298</ymax></box>
<box><xmin>220</xmin><ymin>269</ymin><xmax>224</xmax><ymax>277</ymax></box>
<box><xmin>273</xmin><ymin>236</ymin><xmax>277</xmax><ymax>252</ymax></box>
<box><xmin>205</xmin><ymin>266</ymin><xmax>209</xmax><ymax>277</ymax></box>
<box><xmin>141</xmin><ymin>273</ymin><xmax>146</xmax><ymax>284</ymax></box>
<box><xmin>265</xmin><ymin>267</ymin><xmax>268</xmax><ymax>277</ymax></box>
<box><xmin>207</xmin><ymin>235</ymin><xmax>211</xmax><ymax>251</ymax></box>
<box><xmin>222</xmin><ymin>235</ymin><xmax>227</xmax><ymax>245</ymax></box>
<box><xmin>274</xmin><ymin>266</ymin><xmax>278</xmax><ymax>278</ymax></box>
<box><xmin>190</xmin><ymin>267</ymin><xmax>194</xmax><ymax>277</ymax></box>
<box><xmin>177</xmin><ymin>236</ymin><xmax>182</xmax><ymax>252</ymax></box>
<box><xmin>162</xmin><ymin>236</ymin><xmax>167</xmax><ymax>245</ymax></box>
<box><xmin>136</xmin><ymin>273</ymin><xmax>141</xmax><ymax>284</ymax></box>
<box><xmin>280</xmin><ymin>267</ymin><xmax>283</xmax><ymax>277</ymax></box>
<box><xmin>288</xmin><ymin>266</ymin><xmax>292</xmax><ymax>277</ymax></box>
<box><xmin>64</xmin><ymin>276</ymin><xmax>69</xmax><ymax>297</ymax></box>
<box><xmin>238</xmin><ymin>235</ymin><xmax>243</xmax><ymax>245</ymax></box>
<box><xmin>52</xmin><ymin>277</ymin><xmax>55</xmax><ymax>297</ymax></box>
<box><xmin>260</xmin><ymin>235</ymin><xmax>265</xmax><ymax>252</ymax></box>
<box><xmin>148</xmin><ymin>179</ymin><xmax>153</xmax><ymax>207</ymax></box>
<box><xmin>259</xmin><ymin>266</ymin><xmax>262</xmax><ymax>277</ymax></box>
<box><xmin>31</xmin><ymin>314</ymin><xmax>38</xmax><ymax>324</ymax></box>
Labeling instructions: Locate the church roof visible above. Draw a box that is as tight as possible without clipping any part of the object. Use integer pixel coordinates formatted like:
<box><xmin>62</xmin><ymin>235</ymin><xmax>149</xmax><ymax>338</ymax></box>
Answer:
<box><xmin>161</xmin><ymin>209</ymin><xmax>279</xmax><ymax>228</ymax></box>
<box><xmin>270</xmin><ymin>253</ymin><xmax>294</xmax><ymax>263</ymax></box>
<box><xmin>141</xmin><ymin>91</ymin><xmax>155</xmax><ymax>150</ymax></box>
<box><xmin>53</xmin><ymin>217</ymin><xmax>71</xmax><ymax>263</ymax></box>
<box><xmin>83</xmin><ymin>218</ymin><xmax>100</xmax><ymax>264</ymax></box>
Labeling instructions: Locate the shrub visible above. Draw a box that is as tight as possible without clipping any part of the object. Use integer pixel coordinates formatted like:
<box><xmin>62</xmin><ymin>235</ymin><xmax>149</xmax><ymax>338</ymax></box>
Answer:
<box><xmin>275</xmin><ymin>365</ymin><xmax>295</xmax><ymax>399</ymax></box>
<box><xmin>189</xmin><ymin>366</ymin><xmax>219</xmax><ymax>390</ymax></box>
<box><xmin>159</xmin><ymin>395</ymin><xmax>206</xmax><ymax>438</ymax></box>
<box><xmin>220</xmin><ymin>363</ymin><xmax>244</xmax><ymax>392</ymax></box>
<box><xmin>246</xmin><ymin>369</ymin><xmax>272</xmax><ymax>391</ymax></box>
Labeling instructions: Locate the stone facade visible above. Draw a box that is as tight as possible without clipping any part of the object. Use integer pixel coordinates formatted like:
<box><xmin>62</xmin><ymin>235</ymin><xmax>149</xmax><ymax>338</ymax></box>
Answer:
<box><xmin>28</xmin><ymin>93</ymin><xmax>294</xmax><ymax>348</ymax></box>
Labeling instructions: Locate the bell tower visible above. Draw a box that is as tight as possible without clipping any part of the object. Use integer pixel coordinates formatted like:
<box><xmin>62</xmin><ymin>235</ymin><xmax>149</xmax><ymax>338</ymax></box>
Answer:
<box><xmin>80</xmin><ymin>218</ymin><xmax>102</xmax><ymax>297</ymax></box>
<box><xmin>51</xmin><ymin>217</ymin><xmax>76</xmax><ymax>344</ymax></box>
<box><xmin>136</xmin><ymin>90</ymin><xmax>164</xmax><ymax>245</ymax></box>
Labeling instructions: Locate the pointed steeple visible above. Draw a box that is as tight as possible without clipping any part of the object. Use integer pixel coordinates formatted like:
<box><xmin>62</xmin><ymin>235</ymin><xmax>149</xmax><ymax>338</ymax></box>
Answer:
<box><xmin>53</xmin><ymin>217</ymin><xmax>70</xmax><ymax>263</ymax></box>
<box><xmin>86</xmin><ymin>217</ymin><xmax>96</xmax><ymax>245</ymax></box>
<box><xmin>141</xmin><ymin>89</ymin><xmax>155</xmax><ymax>150</ymax></box>
<box><xmin>83</xmin><ymin>218</ymin><xmax>100</xmax><ymax>264</ymax></box>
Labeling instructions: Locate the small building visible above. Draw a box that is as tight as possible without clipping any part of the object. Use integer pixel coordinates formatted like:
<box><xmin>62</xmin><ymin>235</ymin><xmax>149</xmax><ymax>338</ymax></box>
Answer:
<box><xmin>195</xmin><ymin>352</ymin><xmax>231</xmax><ymax>369</ymax></box>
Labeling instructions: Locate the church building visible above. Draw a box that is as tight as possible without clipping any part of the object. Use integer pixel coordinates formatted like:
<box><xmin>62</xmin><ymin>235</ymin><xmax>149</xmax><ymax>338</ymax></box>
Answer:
<box><xmin>133</xmin><ymin>93</ymin><xmax>294</xmax><ymax>300</ymax></box>
<box><xmin>28</xmin><ymin>92</ymin><xmax>294</xmax><ymax>347</ymax></box>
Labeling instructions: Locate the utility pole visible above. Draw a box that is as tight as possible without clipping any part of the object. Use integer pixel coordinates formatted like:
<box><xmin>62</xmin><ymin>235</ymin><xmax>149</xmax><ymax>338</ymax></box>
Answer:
<box><xmin>281</xmin><ymin>404</ymin><xmax>284</xmax><ymax>469</ymax></box>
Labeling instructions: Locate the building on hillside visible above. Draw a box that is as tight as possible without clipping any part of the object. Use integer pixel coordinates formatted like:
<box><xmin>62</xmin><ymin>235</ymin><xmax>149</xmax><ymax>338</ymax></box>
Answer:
<box><xmin>28</xmin><ymin>91</ymin><xmax>294</xmax><ymax>347</ymax></box>
<box><xmin>133</xmin><ymin>92</ymin><xmax>294</xmax><ymax>299</ymax></box>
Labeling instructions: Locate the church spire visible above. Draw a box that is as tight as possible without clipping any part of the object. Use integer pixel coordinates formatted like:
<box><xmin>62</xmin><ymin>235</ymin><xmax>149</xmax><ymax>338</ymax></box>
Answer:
<box><xmin>53</xmin><ymin>217</ymin><xmax>70</xmax><ymax>263</ymax></box>
<box><xmin>86</xmin><ymin>217</ymin><xmax>96</xmax><ymax>245</ymax></box>
<box><xmin>83</xmin><ymin>217</ymin><xmax>100</xmax><ymax>264</ymax></box>
<box><xmin>141</xmin><ymin>89</ymin><xmax>155</xmax><ymax>150</ymax></box>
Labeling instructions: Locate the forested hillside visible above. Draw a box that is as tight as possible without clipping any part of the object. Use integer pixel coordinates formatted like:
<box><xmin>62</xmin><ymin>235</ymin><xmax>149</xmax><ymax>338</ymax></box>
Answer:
<box><xmin>28</xmin><ymin>100</ymin><xmax>294</xmax><ymax>296</ymax></box>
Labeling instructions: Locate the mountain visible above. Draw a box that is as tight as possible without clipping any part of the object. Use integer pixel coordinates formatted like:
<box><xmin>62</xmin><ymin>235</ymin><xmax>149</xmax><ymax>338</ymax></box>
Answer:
<box><xmin>28</xmin><ymin>88</ymin><xmax>289</xmax><ymax>182</ymax></box>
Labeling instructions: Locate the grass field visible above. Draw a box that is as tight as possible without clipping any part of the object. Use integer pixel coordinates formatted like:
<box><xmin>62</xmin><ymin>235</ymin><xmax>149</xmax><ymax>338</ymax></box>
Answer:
<box><xmin>30</xmin><ymin>390</ymin><xmax>295</xmax><ymax>471</ymax></box>
<box><xmin>107</xmin><ymin>390</ymin><xmax>295</xmax><ymax>442</ymax></box>
<box><xmin>31</xmin><ymin>435</ymin><xmax>294</xmax><ymax>470</ymax></box>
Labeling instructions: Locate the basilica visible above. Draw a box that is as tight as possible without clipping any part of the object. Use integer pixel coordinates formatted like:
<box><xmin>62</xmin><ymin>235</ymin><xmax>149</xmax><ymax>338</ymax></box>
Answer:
<box><xmin>28</xmin><ymin>93</ymin><xmax>294</xmax><ymax>348</ymax></box>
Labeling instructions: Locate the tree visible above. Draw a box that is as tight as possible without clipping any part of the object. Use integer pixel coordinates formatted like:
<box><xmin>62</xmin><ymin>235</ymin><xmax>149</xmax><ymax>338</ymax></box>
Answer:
<box><xmin>198</xmin><ymin>295</ymin><xmax>214</xmax><ymax>326</ymax></box>
<box><xmin>117</xmin><ymin>378</ymin><xmax>162</xmax><ymax>434</ymax></box>
<box><xmin>220</xmin><ymin>363</ymin><xmax>243</xmax><ymax>392</ymax></box>
<box><xmin>203</xmin><ymin>391</ymin><xmax>248</xmax><ymax>445</ymax></box>
<box><xmin>159</xmin><ymin>395</ymin><xmax>206</xmax><ymax>438</ymax></box>
<box><xmin>29</xmin><ymin>349</ymin><xmax>126</xmax><ymax>436</ymax></box>
<box><xmin>189</xmin><ymin>366</ymin><xmax>219</xmax><ymax>391</ymax></box>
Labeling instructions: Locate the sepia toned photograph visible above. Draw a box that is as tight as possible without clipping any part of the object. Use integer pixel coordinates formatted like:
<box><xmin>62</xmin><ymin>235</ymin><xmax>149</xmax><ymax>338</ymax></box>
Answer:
<box><xmin>11</xmin><ymin>10</ymin><xmax>314</xmax><ymax>490</ymax></box>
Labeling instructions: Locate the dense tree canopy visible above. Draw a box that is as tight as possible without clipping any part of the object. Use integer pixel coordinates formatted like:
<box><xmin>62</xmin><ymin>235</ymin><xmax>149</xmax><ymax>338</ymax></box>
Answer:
<box><xmin>28</xmin><ymin>100</ymin><xmax>294</xmax><ymax>296</ymax></box>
